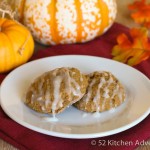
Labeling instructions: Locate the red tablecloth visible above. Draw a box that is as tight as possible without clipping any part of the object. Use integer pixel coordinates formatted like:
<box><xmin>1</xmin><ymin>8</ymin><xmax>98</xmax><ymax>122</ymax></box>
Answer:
<box><xmin>0</xmin><ymin>23</ymin><xmax>150</xmax><ymax>150</ymax></box>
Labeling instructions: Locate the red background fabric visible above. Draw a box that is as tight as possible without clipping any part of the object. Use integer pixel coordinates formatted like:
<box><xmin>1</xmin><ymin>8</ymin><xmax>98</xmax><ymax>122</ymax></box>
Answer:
<box><xmin>0</xmin><ymin>23</ymin><xmax>149</xmax><ymax>150</ymax></box>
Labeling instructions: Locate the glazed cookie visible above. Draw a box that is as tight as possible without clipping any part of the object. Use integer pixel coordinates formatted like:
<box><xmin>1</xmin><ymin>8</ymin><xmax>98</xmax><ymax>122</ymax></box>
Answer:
<box><xmin>74</xmin><ymin>71</ymin><xmax>126</xmax><ymax>112</ymax></box>
<box><xmin>25</xmin><ymin>67</ymin><xmax>88</xmax><ymax>115</ymax></box>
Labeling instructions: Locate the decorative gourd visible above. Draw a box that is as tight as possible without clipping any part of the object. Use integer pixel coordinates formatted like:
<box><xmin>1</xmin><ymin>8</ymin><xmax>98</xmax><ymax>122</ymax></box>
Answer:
<box><xmin>14</xmin><ymin>0</ymin><xmax>117</xmax><ymax>45</ymax></box>
<box><xmin>0</xmin><ymin>18</ymin><xmax>34</xmax><ymax>73</ymax></box>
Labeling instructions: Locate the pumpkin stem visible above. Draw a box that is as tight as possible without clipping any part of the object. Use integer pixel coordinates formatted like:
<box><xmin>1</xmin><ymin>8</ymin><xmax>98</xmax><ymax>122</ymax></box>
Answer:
<box><xmin>0</xmin><ymin>9</ymin><xmax>15</xmax><ymax>19</ymax></box>
<box><xmin>18</xmin><ymin>33</ymin><xmax>30</xmax><ymax>55</ymax></box>
<box><xmin>0</xmin><ymin>0</ymin><xmax>15</xmax><ymax>19</ymax></box>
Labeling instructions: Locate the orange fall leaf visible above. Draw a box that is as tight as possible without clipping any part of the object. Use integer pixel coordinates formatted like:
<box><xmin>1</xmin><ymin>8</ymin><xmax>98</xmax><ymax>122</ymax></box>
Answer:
<box><xmin>128</xmin><ymin>0</ymin><xmax>150</xmax><ymax>28</ymax></box>
<box><xmin>112</xmin><ymin>27</ymin><xmax>150</xmax><ymax>66</ymax></box>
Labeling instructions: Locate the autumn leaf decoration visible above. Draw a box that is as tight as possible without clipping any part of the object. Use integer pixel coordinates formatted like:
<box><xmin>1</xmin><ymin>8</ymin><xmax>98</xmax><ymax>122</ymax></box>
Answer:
<box><xmin>112</xmin><ymin>0</ymin><xmax>150</xmax><ymax>66</ymax></box>
<box><xmin>112</xmin><ymin>27</ymin><xmax>150</xmax><ymax>66</ymax></box>
<box><xmin>128</xmin><ymin>0</ymin><xmax>150</xmax><ymax>28</ymax></box>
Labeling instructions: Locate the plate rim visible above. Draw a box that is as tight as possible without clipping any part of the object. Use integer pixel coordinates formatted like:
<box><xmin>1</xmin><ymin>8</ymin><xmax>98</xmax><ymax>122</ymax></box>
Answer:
<box><xmin>1</xmin><ymin>55</ymin><xmax>150</xmax><ymax>82</ymax></box>
<box><xmin>0</xmin><ymin>55</ymin><xmax>150</xmax><ymax>139</ymax></box>
<box><xmin>0</xmin><ymin>98</ymin><xmax>150</xmax><ymax>139</ymax></box>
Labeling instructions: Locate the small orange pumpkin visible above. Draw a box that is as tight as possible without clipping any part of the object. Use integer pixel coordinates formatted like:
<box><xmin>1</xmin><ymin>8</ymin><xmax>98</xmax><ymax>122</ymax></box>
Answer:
<box><xmin>0</xmin><ymin>18</ymin><xmax>34</xmax><ymax>73</ymax></box>
<box><xmin>14</xmin><ymin>0</ymin><xmax>117</xmax><ymax>45</ymax></box>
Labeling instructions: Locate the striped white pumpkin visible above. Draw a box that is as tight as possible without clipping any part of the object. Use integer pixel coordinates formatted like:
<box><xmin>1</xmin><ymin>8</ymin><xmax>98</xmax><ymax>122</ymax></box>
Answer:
<box><xmin>14</xmin><ymin>0</ymin><xmax>117</xmax><ymax>45</ymax></box>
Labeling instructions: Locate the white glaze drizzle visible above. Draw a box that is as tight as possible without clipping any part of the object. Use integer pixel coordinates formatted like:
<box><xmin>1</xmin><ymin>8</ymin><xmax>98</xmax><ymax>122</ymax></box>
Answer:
<box><xmin>38</xmin><ymin>78</ymin><xmax>44</xmax><ymax>96</ymax></box>
<box><xmin>83</xmin><ymin>72</ymin><xmax>124</xmax><ymax>113</ymax></box>
<box><xmin>52</xmin><ymin>76</ymin><xmax>62</xmax><ymax>115</ymax></box>
<box><xmin>93</xmin><ymin>77</ymin><xmax>105</xmax><ymax>112</ymax></box>
<box><xmin>83</xmin><ymin>79</ymin><xmax>96</xmax><ymax>103</ymax></box>
<box><xmin>71</xmin><ymin>78</ymin><xmax>82</xmax><ymax>97</ymax></box>
<box><xmin>101</xmin><ymin>76</ymin><xmax>114</xmax><ymax>111</ymax></box>
<box><xmin>42</xmin><ymin>116</ymin><xmax>58</xmax><ymax>122</ymax></box>
<box><xmin>37</xmin><ymin>96</ymin><xmax>43</xmax><ymax>101</ymax></box>
<box><xmin>51</xmin><ymin>69</ymin><xmax>67</xmax><ymax>117</ymax></box>
<box><xmin>28</xmin><ymin>67</ymin><xmax>84</xmax><ymax>120</ymax></box>
<box><xmin>80</xmin><ymin>75</ymin><xmax>84</xmax><ymax>82</ymax></box>
<box><xmin>45</xmin><ymin>79</ymin><xmax>51</xmax><ymax>101</ymax></box>
<box><xmin>82</xmin><ymin>113</ymin><xmax>88</xmax><ymax>118</ymax></box>
<box><xmin>93</xmin><ymin>112</ymin><xmax>101</xmax><ymax>118</ymax></box>
<box><xmin>31</xmin><ymin>94</ymin><xmax>35</xmax><ymax>104</ymax></box>
<box><xmin>119</xmin><ymin>86</ymin><xmax>125</xmax><ymax>103</ymax></box>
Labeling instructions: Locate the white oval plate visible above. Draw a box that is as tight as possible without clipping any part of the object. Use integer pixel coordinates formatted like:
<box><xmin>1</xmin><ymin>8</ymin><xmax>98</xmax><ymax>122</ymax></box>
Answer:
<box><xmin>0</xmin><ymin>55</ymin><xmax>150</xmax><ymax>139</ymax></box>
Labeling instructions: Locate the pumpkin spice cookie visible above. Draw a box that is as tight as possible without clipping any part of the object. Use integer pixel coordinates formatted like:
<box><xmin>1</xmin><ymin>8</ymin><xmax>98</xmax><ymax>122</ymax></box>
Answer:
<box><xmin>74</xmin><ymin>71</ymin><xmax>126</xmax><ymax>112</ymax></box>
<box><xmin>25</xmin><ymin>67</ymin><xmax>88</xmax><ymax>115</ymax></box>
